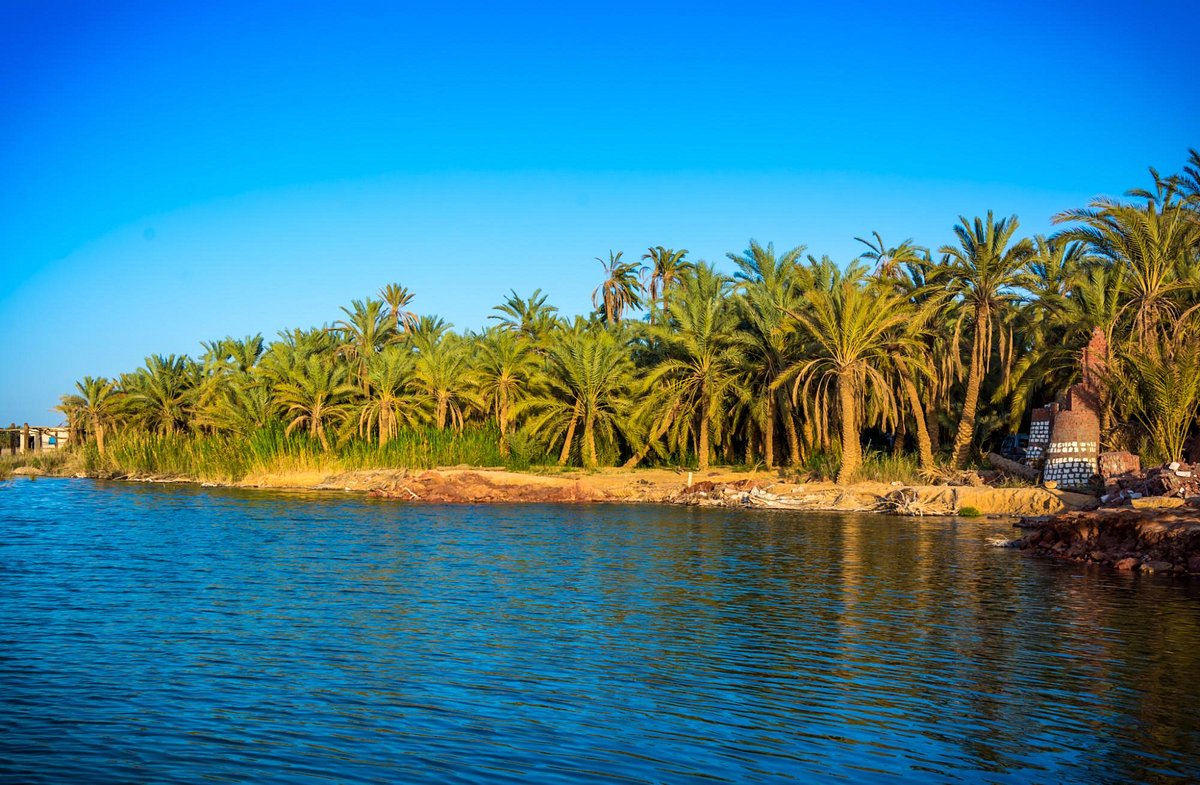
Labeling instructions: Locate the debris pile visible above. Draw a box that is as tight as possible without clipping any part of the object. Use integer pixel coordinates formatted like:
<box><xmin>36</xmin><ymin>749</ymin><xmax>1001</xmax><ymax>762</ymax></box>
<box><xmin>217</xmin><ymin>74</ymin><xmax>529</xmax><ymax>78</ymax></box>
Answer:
<box><xmin>1100</xmin><ymin>461</ymin><xmax>1200</xmax><ymax>507</ymax></box>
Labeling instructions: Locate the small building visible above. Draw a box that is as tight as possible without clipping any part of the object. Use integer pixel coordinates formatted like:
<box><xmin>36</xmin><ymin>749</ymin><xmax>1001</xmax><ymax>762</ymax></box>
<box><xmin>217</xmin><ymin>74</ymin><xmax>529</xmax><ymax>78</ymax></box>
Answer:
<box><xmin>2</xmin><ymin>424</ymin><xmax>71</xmax><ymax>455</ymax></box>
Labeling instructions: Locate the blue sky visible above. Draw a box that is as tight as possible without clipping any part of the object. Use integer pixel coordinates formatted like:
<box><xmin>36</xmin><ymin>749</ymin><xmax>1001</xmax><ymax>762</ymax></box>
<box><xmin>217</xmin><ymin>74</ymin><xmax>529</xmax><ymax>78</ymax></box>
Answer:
<box><xmin>1</xmin><ymin>0</ymin><xmax>1197</xmax><ymax>423</ymax></box>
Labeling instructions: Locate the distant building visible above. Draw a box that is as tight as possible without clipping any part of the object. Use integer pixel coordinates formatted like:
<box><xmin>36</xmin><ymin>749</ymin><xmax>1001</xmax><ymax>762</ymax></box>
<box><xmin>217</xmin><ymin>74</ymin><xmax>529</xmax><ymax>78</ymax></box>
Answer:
<box><xmin>3</xmin><ymin>424</ymin><xmax>71</xmax><ymax>455</ymax></box>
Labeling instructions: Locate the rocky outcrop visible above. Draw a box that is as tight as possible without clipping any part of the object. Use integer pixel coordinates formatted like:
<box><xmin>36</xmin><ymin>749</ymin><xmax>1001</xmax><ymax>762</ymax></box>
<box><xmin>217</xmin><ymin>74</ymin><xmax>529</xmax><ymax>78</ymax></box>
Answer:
<box><xmin>1016</xmin><ymin>506</ymin><xmax>1200</xmax><ymax>574</ymax></box>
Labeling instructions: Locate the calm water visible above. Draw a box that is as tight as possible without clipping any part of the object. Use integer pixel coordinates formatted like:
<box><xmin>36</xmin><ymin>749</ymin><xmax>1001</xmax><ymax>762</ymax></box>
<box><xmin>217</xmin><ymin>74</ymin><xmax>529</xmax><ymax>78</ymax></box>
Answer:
<box><xmin>2</xmin><ymin>479</ymin><xmax>1199</xmax><ymax>783</ymax></box>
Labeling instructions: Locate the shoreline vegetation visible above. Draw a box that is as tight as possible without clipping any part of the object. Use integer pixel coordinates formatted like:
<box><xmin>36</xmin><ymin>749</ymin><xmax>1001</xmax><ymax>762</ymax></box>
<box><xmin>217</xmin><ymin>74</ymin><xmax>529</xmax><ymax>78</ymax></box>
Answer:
<box><xmin>32</xmin><ymin>149</ymin><xmax>1200</xmax><ymax>523</ymax></box>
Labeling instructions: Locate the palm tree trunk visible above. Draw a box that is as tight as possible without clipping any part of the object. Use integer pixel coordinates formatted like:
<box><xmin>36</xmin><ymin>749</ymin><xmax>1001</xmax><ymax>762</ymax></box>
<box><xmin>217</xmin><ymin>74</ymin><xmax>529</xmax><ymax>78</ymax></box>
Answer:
<box><xmin>925</xmin><ymin>394</ymin><xmax>941</xmax><ymax>453</ymax></box>
<box><xmin>892</xmin><ymin>416</ymin><xmax>906</xmax><ymax>457</ymax></box>
<box><xmin>782</xmin><ymin>394</ymin><xmax>802</xmax><ymax>466</ymax></box>
<box><xmin>836</xmin><ymin>373</ymin><xmax>861</xmax><ymax>484</ymax></box>
<box><xmin>951</xmin><ymin>308</ymin><xmax>987</xmax><ymax>468</ymax></box>
<box><xmin>624</xmin><ymin>402</ymin><xmax>679</xmax><ymax>468</ymax></box>
<box><xmin>584</xmin><ymin>412</ymin><xmax>598</xmax><ymax>468</ymax></box>
<box><xmin>698</xmin><ymin>413</ymin><xmax>710</xmax><ymax>471</ymax></box>
<box><xmin>899</xmin><ymin>369</ymin><xmax>934</xmax><ymax>472</ymax></box>
<box><xmin>558</xmin><ymin>402</ymin><xmax>581</xmax><ymax>465</ymax></box>
<box><xmin>764</xmin><ymin>393</ymin><xmax>775</xmax><ymax>468</ymax></box>
<box><xmin>436</xmin><ymin>396</ymin><xmax>447</xmax><ymax>431</ymax></box>
<box><xmin>95</xmin><ymin>419</ymin><xmax>106</xmax><ymax>457</ymax></box>
<box><xmin>498</xmin><ymin>390</ymin><xmax>510</xmax><ymax>457</ymax></box>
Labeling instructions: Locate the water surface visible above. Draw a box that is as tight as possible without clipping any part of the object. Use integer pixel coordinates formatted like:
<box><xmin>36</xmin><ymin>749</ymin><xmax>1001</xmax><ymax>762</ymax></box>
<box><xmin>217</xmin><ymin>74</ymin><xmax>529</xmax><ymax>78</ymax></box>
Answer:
<box><xmin>2</xmin><ymin>478</ymin><xmax>1199</xmax><ymax>783</ymax></box>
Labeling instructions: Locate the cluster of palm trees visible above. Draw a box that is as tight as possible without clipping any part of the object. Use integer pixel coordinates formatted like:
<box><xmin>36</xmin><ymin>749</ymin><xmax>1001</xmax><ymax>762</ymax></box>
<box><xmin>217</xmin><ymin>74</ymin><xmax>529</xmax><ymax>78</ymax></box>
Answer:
<box><xmin>60</xmin><ymin>151</ymin><xmax>1200</xmax><ymax>482</ymax></box>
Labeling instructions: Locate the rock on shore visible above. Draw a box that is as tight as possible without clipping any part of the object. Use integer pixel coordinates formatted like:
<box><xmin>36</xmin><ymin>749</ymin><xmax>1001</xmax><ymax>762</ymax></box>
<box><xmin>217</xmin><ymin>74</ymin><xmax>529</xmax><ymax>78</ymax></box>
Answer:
<box><xmin>1016</xmin><ymin>506</ymin><xmax>1200</xmax><ymax>574</ymax></box>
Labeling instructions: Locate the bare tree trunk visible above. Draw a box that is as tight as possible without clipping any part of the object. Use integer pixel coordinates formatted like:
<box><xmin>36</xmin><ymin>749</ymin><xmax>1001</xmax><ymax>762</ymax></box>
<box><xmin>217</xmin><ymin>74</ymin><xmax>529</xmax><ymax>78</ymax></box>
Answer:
<box><xmin>836</xmin><ymin>375</ymin><xmax>861</xmax><ymax>484</ymax></box>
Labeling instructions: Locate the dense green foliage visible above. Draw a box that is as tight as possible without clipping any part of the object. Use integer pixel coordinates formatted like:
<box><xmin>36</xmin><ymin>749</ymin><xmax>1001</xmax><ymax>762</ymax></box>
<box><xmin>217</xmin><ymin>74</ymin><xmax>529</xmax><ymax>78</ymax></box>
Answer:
<box><xmin>59</xmin><ymin>152</ymin><xmax>1200</xmax><ymax>482</ymax></box>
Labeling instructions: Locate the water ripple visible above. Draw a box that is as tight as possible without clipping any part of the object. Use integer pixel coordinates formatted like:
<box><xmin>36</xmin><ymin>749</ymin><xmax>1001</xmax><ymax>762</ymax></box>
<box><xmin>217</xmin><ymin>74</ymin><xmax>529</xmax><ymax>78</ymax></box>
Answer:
<box><xmin>2</xmin><ymin>479</ymin><xmax>1200</xmax><ymax>783</ymax></box>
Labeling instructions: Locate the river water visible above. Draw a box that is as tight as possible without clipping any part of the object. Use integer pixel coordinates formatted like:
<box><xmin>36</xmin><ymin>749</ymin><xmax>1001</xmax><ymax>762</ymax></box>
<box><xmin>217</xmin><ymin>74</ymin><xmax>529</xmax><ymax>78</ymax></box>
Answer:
<box><xmin>2</xmin><ymin>478</ymin><xmax>1198</xmax><ymax>783</ymax></box>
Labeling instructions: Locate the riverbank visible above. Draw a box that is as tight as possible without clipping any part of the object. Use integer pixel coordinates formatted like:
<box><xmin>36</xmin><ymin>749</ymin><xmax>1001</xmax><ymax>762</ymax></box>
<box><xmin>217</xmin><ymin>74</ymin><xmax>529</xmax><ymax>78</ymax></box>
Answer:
<box><xmin>10</xmin><ymin>460</ymin><xmax>1097</xmax><ymax>516</ymax></box>
<box><xmin>1015</xmin><ymin>505</ymin><xmax>1200</xmax><ymax>573</ymax></box>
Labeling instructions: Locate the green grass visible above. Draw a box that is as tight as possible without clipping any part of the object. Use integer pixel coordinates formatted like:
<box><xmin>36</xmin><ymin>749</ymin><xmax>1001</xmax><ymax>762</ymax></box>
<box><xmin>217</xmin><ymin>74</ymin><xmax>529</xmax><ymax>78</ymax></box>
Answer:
<box><xmin>957</xmin><ymin>505</ymin><xmax>983</xmax><ymax>518</ymax></box>
<box><xmin>85</xmin><ymin>422</ymin><xmax>552</xmax><ymax>483</ymax></box>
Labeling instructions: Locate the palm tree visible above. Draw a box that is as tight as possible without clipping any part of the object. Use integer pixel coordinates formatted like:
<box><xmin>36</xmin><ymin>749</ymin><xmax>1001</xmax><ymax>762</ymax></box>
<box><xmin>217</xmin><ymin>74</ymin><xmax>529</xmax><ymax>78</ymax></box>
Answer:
<box><xmin>855</xmin><ymin>232</ymin><xmax>926</xmax><ymax>282</ymax></box>
<box><xmin>196</xmin><ymin>379</ymin><xmax>274</xmax><ymax>437</ymax></box>
<box><xmin>1054</xmin><ymin>181</ymin><xmax>1197</xmax><ymax>343</ymax></box>
<box><xmin>729</xmin><ymin>240</ymin><xmax>807</xmax><ymax>466</ymax></box>
<box><xmin>380</xmin><ymin>283</ymin><xmax>418</xmax><ymax>334</ymax></box>
<box><xmin>126</xmin><ymin>354</ymin><xmax>195</xmax><ymax>435</ymax></box>
<box><xmin>642</xmin><ymin>246</ymin><xmax>691</xmax><ymax>321</ymax></box>
<box><xmin>476</xmin><ymin>328</ymin><xmax>539</xmax><ymax>456</ymax></box>
<box><xmin>638</xmin><ymin>264</ymin><xmax>747</xmax><ymax>471</ymax></box>
<box><xmin>592</xmin><ymin>250</ymin><xmax>644</xmax><ymax>324</ymax></box>
<box><xmin>274</xmin><ymin>355</ymin><xmax>357</xmax><ymax>451</ymax></box>
<box><xmin>357</xmin><ymin>347</ymin><xmax>423</xmax><ymax>447</ymax></box>
<box><xmin>331</xmin><ymin>298</ymin><xmax>393</xmax><ymax>390</ymax></box>
<box><xmin>1107</xmin><ymin>334</ymin><xmax>1200</xmax><ymax>463</ymax></box>
<box><xmin>488</xmin><ymin>288</ymin><xmax>559</xmax><ymax>346</ymax></box>
<box><xmin>780</xmin><ymin>282</ymin><xmax>914</xmax><ymax>484</ymax></box>
<box><xmin>57</xmin><ymin>376</ymin><xmax>122</xmax><ymax>455</ymax></box>
<box><xmin>526</xmin><ymin>327</ymin><xmax>634</xmax><ymax>467</ymax></box>
<box><xmin>412</xmin><ymin>335</ymin><xmax>480</xmax><ymax>431</ymax></box>
<box><xmin>936</xmin><ymin>212</ymin><xmax>1034</xmax><ymax>468</ymax></box>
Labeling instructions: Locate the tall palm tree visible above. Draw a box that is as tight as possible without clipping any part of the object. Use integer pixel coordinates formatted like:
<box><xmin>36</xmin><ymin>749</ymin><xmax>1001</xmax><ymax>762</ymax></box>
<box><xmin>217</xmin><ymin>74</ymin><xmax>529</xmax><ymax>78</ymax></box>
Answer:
<box><xmin>380</xmin><ymin>283</ymin><xmax>419</xmax><ymax>334</ymax></box>
<box><xmin>357</xmin><ymin>347</ymin><xmax>423</xmax><ymax>446</ymax></box>
<box><xmin>1054</xmin><ymin>182</ymin><xmax>1197</xmax><ymax>343</ymax></box>
<box><xmin>412</xmin><ymin>336</ymin><xmax>480</xmax><ymax>431</ymax></box>
<box><xmin>591</xmin><ymin>250</ymin><xmax>644</xmax><ymax>324</ymax></box>
<box><xmin>937</xmin><ymin>212</ymin><xmax>1034</xmax><ymax>468</ymax></box>
<box><xmin>639</xmin><ymin>264</ymin><xmax>747</xmax><ymax>471</ymax></box>
<box><xmin>57</xmin><ymin>376</ymin><xmax>122</xmax><ymax>456</ymax></box>
<box><xmin>729</xmin><ymin>240</ymin><xmax>807</xmax><ymax>466</ymax></box>
<box><xmin>331</xmin><ymin>298</ymin><xmax>394</xmax><ymax>390</ymax></box>
<box><xmin>780</xmin><ymin>282</ymin><xmax>915</xmax><ymax>484</ymax></box>
<box><xmin>526</xmin><ymin>327</ymin><xmax>634</xmax><ymax>467</ymax></box>
<box><xmin>855</xmin><ymin>232</ymin><xmax>926</xmax><ymax>282</ymax></box>
<box><xmin>274</xmin><ymin>355</ymin><xmax>357</xmax><ymax>451</ymax></box>
<box><xmin>476</xmin><ymin>328</ymin><xmax>539</xmax><ymax>456</ymax></box>
<box><xmin>488</xmin><ymin>288</ymin><xmax>559</xmax><ymax>346</ymax></box>
<box><xmin>642</xmin><ymin>246</ymin><xmax>691</xmax><ymax>321</ymax></box>
<box><xmin>126</xmin><ymin>354</ymin><xmax>195</xmax><ymax>435</ymax></box>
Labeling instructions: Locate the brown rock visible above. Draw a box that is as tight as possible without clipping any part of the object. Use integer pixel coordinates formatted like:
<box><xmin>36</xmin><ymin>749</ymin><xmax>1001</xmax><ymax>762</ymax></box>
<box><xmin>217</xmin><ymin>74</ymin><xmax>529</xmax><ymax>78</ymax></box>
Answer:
<box><xmin>1114</xmin><ymin>557</ymin><xmax>1139</xmax><ymax>571</ymax></box>
<box><xmin>1088</xmin><ymin>550</ymin><xmax>1106</xmax><ymax>562</ymax></box>
<box><xmin>1143</xmin><ymin>560</ymin><xmax>1174</xmax><ymax>573</ymax></box>
<box><xmin>1187</xmin><ymin>556</ymin><xmax>1200</xmax><ymax>574</ymax></box>
<box><xmin>1131</xmin><ymin>496</ymin><xmax>1185</xmax><ymax>509</ymax></box>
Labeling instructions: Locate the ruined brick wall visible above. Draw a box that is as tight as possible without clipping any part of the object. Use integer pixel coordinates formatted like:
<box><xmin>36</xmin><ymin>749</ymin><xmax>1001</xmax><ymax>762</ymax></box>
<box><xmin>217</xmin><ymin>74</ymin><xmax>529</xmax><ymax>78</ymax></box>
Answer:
<box><xmin>1028</xmin><ymin>406</ymin><xmax>1055</xmax><ymax>461</ymax></box>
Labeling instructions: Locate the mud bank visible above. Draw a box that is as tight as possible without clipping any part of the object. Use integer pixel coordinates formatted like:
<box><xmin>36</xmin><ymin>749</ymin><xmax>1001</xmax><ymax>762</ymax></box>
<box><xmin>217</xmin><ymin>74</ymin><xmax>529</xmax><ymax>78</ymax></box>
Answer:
<box><xmin>286</xmin><ymin>467</ymin><xmax>1097</xmax><ymax>516</ymax></box>
<box><xmin>1015</xmin><ymin>506</ymin><xmax>1200</xmax><ymax>574</ymax></box>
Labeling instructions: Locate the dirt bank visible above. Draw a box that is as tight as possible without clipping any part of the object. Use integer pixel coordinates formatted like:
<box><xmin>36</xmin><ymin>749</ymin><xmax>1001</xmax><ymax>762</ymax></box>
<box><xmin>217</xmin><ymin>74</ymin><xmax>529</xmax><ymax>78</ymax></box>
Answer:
<box><xmin>1015</xmin><ymin>506</ymin><xmax>1200</xmax><ymax>574</ymax></box>
<box><xmin>240</xmin><ymin>466</ymin><xmax>1098</xmax><ymax>516</ymax></box>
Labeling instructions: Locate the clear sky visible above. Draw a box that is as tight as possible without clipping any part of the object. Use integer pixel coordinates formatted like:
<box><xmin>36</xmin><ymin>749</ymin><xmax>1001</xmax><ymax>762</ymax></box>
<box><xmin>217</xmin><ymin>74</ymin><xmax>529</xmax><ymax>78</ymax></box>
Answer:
<box><xmin>1</xmin><ymin>0</ymin><xmax>1197</xmax><ymax>423</ymax></box>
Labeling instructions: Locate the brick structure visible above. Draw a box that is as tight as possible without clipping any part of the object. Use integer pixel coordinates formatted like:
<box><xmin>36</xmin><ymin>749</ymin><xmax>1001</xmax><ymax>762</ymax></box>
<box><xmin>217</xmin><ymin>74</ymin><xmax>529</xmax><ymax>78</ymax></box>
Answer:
<box><xmin>1030</xmin><ymin>327</ymin><xmax>1107</xmax><ymax>492</ymax></box>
